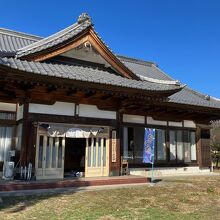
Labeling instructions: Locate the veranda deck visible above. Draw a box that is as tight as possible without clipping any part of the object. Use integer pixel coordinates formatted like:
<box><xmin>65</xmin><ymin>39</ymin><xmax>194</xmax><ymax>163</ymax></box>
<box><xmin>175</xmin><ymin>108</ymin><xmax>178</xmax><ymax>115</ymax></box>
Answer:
<box><xmin>0</xmin><ymin>175</ymin><xmax>149</xmax><ymax>192</ymax></box>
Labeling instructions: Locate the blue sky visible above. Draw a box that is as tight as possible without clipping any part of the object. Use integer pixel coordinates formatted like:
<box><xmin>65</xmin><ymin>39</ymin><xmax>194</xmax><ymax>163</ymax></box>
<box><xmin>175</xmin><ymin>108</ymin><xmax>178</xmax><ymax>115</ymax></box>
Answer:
<box><xmin>1</xmin><ymin>0</ymin><xmax>220</xmax><ymax>97</ymax></box>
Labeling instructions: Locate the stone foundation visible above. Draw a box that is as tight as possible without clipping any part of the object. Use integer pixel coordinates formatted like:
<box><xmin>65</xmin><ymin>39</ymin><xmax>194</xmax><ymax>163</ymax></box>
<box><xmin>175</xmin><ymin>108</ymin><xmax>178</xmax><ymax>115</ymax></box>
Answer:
<box><xmin>129</xmin><ymin>166</ymin><xmax>211</xmax><ymax>177</ymax></box>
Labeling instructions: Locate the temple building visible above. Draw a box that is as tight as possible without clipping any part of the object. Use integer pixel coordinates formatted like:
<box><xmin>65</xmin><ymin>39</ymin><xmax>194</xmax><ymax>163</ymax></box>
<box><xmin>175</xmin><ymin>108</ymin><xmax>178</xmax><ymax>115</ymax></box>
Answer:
<box><xmin>0</xmin><ymin>13</ymin><xmax>219</xmax><ymax>180</ymax></box>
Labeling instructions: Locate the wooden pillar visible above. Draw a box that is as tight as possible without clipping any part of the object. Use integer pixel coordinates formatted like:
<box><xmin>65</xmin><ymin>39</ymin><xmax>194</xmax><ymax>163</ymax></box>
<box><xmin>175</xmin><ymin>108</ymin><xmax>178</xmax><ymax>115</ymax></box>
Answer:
<box><xmin>196</xmin><ymin>126</ymin><xmax>202</xmax><ymax>167</ymax></box>
<box><xmin>196</xmin><ymin>126</ymin><xmax>211</xmax><ymax>168</ymax></box>
<box><xmin>109</xmin><ymin>111</ymin><xmax>122</xmax><ymax>176</ymax></box>
<box><xmin>201</xmin><ymin>129</ymin><xmax>211</xmax><ymax>167</ymax></box>
<box><xmin>116</xmin><ymin>111</ymin><xmax>122</xmax><ymax>175</ymax></box>
<box><xmin>20</xmin><ymin>100</ymin><xmax>29</xmax><ymax>166</ymax></box>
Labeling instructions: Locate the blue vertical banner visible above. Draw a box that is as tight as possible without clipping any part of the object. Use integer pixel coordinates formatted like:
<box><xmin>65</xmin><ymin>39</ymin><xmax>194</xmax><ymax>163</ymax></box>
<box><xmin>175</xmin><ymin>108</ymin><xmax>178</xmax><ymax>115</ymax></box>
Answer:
<box><xmin>143</xmin><ymin>128</ymin><xmax>155</xmax><ymax>164</ymax></box>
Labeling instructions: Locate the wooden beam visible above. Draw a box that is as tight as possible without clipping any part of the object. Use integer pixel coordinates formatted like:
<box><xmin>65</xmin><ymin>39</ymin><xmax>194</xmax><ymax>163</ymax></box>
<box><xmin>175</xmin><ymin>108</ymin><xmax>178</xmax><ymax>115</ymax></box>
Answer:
<box><xmin>126</xmin><ymin>105</ymin><xmax>140</xmax><ymax>110</ymax></box>
<box><xmin>66</xmin><ymin>88</ymin><xmax>77</xmax><ymax>96</ymax></box>
<box><xmin>84</xmin><ymin>91</ymin><xmax>96</xmax><ymax>98</ymax></box>
<box><xmin>101</xmin><ymin>94</ymin><xmax>113</xmax><ymax>100</ymax></box>
<box><xmin>0</xmin><ymin>120</ymin><xmax>16</xmax><ymax>125</ymax></box>
<box><xmin>0</xmin><ymin>88</ymin><xmax>16</xmax><ymax>98</ymax></box>
<box><xmin>47</xmin><ymin>85</ymin><xmax>57</xmax><ymax>93</ymax></box>
<box><xmin>18</xmin><ymin>81</ymin><xmax>35</xmax><ymax>91</ymax></box>
<box><xmin>28</xmin><ymin>113</ymin><xmax>117</xmax><ymax>127</ymax></box>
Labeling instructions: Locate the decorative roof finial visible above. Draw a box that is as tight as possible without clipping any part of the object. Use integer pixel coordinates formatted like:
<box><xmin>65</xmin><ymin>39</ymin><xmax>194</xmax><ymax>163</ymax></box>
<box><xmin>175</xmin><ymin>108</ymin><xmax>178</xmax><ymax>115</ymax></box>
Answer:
<box><xmin>77</xmin><ymin>13</ymin><xmax>92</xmax><ymax>24</ymax></box>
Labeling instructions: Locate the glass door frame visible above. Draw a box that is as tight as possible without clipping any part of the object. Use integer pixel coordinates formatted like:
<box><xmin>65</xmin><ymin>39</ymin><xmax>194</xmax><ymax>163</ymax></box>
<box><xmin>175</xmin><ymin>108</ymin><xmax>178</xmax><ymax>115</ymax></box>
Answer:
<box><xmin>85</xmin><ymin>128</ymin><xmax>109</xmax><ymax>177</ymax></box>
<box><xmin>35</xmin><ymin>127</ymin><xmax>65</xmax><ymax>180</ymax></box>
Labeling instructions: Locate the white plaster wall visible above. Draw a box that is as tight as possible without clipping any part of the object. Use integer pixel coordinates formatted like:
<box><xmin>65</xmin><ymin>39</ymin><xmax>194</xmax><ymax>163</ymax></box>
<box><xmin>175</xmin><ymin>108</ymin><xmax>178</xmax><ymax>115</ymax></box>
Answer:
<box><xmin>168</xmin><ymin>121</ymin><xmax>183</xmax><ymax>127</ymax></box>
<box><xmin>123</xmin><ymin>114</ymin><xmax>145</xmax><ymax>124</ymax></box>
<box><xmin>78</xmin><ymin>104</ymin><xmax>116</xmax><ymax>119</ymax></box>
<box><xmin>147</xmin><ymin>117</ymin><xmax>167</xmax><ymax>126</ymax></box>
<box><xmin>184</xmin><ymin>120</ymin><xmax>196</xmax><ymax>128</ymax></box>
<box><xmin>0</xmin><ymin>102</ymin><xmax>16</xmax><ymax>112</ymax></box>
<box><xmin>29</xmin><ymin>102</ymin><xmax>75</xmax><ymax>116</ymax></box>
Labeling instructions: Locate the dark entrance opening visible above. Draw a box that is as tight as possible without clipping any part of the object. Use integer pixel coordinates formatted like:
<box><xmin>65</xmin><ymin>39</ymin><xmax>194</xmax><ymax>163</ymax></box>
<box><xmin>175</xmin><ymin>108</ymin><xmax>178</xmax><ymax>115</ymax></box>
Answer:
<box><xmin>64</xmin><ymin>138</ymin><xmax>86</xmax><ymax>177</ymax></box>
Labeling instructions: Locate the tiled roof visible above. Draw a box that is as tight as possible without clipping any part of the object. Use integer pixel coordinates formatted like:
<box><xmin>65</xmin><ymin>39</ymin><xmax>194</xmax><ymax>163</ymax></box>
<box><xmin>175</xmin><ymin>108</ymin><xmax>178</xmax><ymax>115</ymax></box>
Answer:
<box><xmin>169</xmin><ymin>87</ymin><xmax>220</xmax><ymax>109</ymax></box>
<box><xmin>0</xmin><ymin>57</ymin><xmax>182</xmax><ymax>93</ymax></box>
<box><xmin>118</xmin><ymin>55</ymin><xmax>174</xmax><ymax>81</ymax></box>
<box><xmin>0</xmin><ymin>29</ymin><xmax>179</xmax><ymax>84</ymax></box>
<box><xmin>118</xmin><ymin>56</ymin><xmax>220</xmax><ymax>109</ymax></box>
<box><xmin>0</xmin><ymin>17</ymin><xmax>220</xmax><ymax>110</ymax></box>
<box><xmin>0</xmin><ymin>28</ymin><xmax>41</xmax><ymax>55</ymax></box>
<box><xmin>16</xmin><ymin>13</ymin><xmax>93</xmax><ymax>58</ymax></box>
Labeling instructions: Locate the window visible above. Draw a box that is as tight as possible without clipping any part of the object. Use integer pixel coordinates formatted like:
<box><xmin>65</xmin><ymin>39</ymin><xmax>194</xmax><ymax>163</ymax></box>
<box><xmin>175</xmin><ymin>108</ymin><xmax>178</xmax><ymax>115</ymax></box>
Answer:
<box><xmin>93</xmin><ymin>138</ymin><xmax>96</xmax><ymax>166</ymax></box>
<box><xmin>169</xmin><ymin>130</ymin><xmax>184</xmax><ymax>161</ymax></box>
<box><xmin>190</xmin><ymin>131</ymin><xmax>196</xmax><ymax>161</ymax></box>
<box><xmin>183</xmin><ymin>131</ymin><xmax>197</xmax><ymax>162</ymax></box>
<box><xmin>52</xmin><ymin>138</ymin><xmax>57</xmax><ymax>168</ymax></box>
<box><xmin>103</xmin><ymin>138</ymin><xmax>106</xmax><ymax>166</ymax></box>
<box><xmin>156</xmin><ymin>129</ymin><xmax>166</xmax><ymax>160</ymax></box>
<box><xmin>38</xmin><ymin>136</ymin><xmax>44</xmax><ymax>168</ymax></box>
<box><xmin>0</xmin><ymin>126</ymin><xmax>14</xmax><ymax>163</ymax></box>
<box><xmin>123</xmin><ymin>127</ymin><xmax>166</xmax><ymax>164</ymax></box>
<box><xmin>0</xmin><ymin>112</ymin><xmax>16</xmax><ymax>120</ymax></box>
<box><xmin>45</xmin><ymin>137</ymin><xmax>51</xmax><ymax>168</ymax></box>
<box><xmin>177</xmin><ymin>131</ymin><xmax>184</xmax><ymax>160</ymax></box>
<box><xmin>122</xmin><ymin>127</ymin><xmax>145</xmax><ymax>164</ymax></box>
<box><xmin>122</xmin><ymin>126</ymin><xmax>196</xmax><ymax>166</ymax></box>
<box><xmin>88</xmin><ymin>138</ymin><xmax>92</xmax><ymax>167</ymax></box>
<box><xmin>57</xmin><ymin>137</ymin><xmax>63</xmax><ymax>168</ymax></box>
<box><xmin>169</xmin><ymin>130</ymin><xmax>176</xmax><ymax>160</ymax></box>
<box><xmin>98</xmin><ymin>138</ymin><xmax>101</xmax><ymax>166</ymax></box>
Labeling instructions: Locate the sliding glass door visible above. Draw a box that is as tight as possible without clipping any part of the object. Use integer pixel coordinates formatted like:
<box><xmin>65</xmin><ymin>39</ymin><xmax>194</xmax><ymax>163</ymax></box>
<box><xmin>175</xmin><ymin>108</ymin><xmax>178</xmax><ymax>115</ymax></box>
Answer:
<box><xmin>35</xmin><ymin>133</ymin><xmax>65</xmax><ymax>179</ymax></box>
<box><xmin>0</xmin><ymin>126</ymin><xmax>14</xmax><ymax>164</ymax></box>
<box><xmin>85</xmin><ymin>135</ymin><xmax>109</xmax><ymax>177</ymax></box>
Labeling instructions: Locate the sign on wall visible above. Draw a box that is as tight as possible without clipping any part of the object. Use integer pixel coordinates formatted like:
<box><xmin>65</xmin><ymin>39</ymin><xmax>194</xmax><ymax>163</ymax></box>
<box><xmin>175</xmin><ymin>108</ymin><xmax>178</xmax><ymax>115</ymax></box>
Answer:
<box><xmin>112</xmin><ymin>130</ymin><xmax>117</xmax><ymax>162</ymax></box>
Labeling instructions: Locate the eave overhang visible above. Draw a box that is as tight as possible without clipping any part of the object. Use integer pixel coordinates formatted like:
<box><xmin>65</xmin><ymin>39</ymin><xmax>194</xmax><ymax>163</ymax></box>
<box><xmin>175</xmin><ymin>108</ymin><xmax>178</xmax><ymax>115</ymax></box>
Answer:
<box><xmin>0</xmin><ymin>61</ymin><xmax>182</xmax><ymax>99</ymax></box>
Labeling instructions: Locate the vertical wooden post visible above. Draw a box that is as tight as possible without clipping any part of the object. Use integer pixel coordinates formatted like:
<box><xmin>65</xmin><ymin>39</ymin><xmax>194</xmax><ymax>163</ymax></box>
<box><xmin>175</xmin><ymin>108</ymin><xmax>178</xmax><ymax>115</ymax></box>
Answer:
<box><xmin>196</xmin><ymin>126</ymin><xmax>202</xmax><ymax>167</ymax></box>
<box><xmin>115</xmin><ymin>111</ymin><xmax>122</xmax><ymax>175</ymax></box>
<box><xmin>197</xmin><ymin>126</ymin><xmax>211</xmax><ymax>168</ymax></box>
<box><xmin>109</xmin><ymin>111</ymin><xmax>122</xmax><ymax>176</ymax></box>
<box><xmin>20</xmin><ymin>100</ymin><xmax>29</xmax><ymax>166</ymax></box>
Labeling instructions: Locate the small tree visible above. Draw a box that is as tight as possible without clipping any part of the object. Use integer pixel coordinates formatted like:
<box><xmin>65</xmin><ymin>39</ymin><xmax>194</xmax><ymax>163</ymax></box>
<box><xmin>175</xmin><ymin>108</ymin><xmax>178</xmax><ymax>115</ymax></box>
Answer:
<box><xmin>210</xmin><ymin>142</ymin><xmax>220</xmax><ymax>169</ymax></box>
<box><xmin>211</xmin><ymin>121</ymin><xmax>220</xmax><ymax>169</ymax></box>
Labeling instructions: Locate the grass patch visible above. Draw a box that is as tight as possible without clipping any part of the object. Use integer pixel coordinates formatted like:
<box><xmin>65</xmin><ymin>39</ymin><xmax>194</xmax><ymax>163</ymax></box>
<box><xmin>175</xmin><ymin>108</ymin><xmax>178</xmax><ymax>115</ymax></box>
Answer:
<box><xmin>0</xmin><ymin>175</ymin><xmax>220</xmax><ymax>219</ymax></box>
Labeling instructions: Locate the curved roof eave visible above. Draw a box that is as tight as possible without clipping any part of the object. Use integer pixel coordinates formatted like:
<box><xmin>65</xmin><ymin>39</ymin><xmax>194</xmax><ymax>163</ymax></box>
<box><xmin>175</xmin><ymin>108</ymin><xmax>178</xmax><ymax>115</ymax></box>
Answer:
<box><xmin>0</xmin><ymin>57</ymin><xmax>183</xmax><ymax>96</ymax></box>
